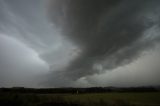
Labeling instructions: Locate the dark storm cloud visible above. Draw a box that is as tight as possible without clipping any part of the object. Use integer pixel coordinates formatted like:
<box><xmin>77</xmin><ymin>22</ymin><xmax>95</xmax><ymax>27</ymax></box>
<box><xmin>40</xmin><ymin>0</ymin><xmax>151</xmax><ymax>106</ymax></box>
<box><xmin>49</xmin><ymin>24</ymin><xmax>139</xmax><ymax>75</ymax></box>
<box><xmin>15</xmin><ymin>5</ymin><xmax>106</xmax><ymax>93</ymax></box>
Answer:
<box><xmin>48</xmin><ymin>0</ymin><xmax>160</xmax><ymax>86</ymax></box>
<box><xmin>0</xmin><ymin>0</ymin><xmax>160</xmax><ymax>87</ymax></box>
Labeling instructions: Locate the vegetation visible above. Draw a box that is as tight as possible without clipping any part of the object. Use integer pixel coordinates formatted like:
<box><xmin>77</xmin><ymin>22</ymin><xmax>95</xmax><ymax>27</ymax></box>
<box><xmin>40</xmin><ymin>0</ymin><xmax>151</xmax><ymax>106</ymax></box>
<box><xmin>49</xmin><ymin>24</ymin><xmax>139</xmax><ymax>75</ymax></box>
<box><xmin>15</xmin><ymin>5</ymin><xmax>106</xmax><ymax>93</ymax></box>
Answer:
<box><xmin>0</xmin><ymin>87</ymin><xmax>160</xmax><ymax>106</ymax></box>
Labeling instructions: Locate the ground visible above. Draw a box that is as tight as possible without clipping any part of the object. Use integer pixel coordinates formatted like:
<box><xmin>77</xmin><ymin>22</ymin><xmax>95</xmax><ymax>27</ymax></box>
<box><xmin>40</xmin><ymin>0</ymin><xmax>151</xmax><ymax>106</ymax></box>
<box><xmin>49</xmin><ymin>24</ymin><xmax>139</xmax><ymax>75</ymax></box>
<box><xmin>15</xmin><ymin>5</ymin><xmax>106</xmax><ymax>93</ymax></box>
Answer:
<box><xmin>0</xmin><ymin>92</ymin><xmax>160</xmax><ymax>106</ymax></box>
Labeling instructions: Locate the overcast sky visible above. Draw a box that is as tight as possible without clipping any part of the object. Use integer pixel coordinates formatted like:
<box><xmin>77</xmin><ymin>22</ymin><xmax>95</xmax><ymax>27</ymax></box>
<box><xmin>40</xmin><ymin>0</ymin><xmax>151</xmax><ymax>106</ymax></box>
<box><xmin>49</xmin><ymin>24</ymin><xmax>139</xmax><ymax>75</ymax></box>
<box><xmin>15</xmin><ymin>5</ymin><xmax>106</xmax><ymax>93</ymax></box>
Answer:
<box><xmin>0</xmin><ymin>0</ymin><xmax>160</xmax><ymax>88</ymax></box>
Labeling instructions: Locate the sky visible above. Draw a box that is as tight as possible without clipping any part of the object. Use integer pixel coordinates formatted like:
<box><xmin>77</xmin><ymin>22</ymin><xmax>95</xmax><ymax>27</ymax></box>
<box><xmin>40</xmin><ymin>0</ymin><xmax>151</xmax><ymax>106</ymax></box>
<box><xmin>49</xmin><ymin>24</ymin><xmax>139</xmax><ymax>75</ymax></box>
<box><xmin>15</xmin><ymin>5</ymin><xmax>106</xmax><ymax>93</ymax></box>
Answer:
<box><xmin>0</xmin><ymin>0</ymin><xmax>160</xmax><ymax>88</ymax></box>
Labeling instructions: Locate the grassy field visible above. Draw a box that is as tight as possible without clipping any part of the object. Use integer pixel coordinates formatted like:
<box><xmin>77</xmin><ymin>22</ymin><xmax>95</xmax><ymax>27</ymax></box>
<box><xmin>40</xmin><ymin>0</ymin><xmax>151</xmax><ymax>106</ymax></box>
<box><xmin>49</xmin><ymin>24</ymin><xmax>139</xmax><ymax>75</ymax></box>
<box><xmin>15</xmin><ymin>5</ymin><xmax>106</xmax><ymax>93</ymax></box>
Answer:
<box><xmin>0</xmin><ymin>92</ymin><xmax>160</xmax><ymax>106</ymax></box>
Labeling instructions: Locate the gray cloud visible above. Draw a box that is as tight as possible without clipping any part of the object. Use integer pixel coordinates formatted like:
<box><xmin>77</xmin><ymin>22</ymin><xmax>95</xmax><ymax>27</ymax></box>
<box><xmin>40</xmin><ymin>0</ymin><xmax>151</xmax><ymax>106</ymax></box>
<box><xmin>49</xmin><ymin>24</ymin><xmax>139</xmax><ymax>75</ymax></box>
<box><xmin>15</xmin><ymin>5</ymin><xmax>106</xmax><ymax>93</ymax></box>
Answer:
<box><xmin>48</xmin><ymin>0</ymin><xmax>160</xmax><ymax>86</ymax></box>
<box><xmin>0</xmin><ymin>0</ymin><xmax>74</xmax><ymax>87</ymax></box>
<box><xmin>0</xmin><ymin>0</ymin><xmax>160</xmax><ymax>87</ymax></box>
<box><xmin>0</xmin><ymin>34</ymin><xmax>49</xmax><ymax>87</ymax></box>
<box><xmin>79</xmin><ymin>46</ymin><xmax>160</xmax><ymax>87</ymax></box>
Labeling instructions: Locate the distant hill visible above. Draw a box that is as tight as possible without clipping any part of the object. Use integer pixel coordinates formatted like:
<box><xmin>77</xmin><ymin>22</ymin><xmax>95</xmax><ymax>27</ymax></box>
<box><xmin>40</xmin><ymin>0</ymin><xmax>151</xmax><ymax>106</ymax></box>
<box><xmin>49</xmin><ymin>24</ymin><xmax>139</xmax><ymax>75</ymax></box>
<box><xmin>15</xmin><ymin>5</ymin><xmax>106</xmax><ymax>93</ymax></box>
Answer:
<box><xmin>0</xmin><ymin>86</ymin><xmax>159</xmax><ymax>94</ymax></box>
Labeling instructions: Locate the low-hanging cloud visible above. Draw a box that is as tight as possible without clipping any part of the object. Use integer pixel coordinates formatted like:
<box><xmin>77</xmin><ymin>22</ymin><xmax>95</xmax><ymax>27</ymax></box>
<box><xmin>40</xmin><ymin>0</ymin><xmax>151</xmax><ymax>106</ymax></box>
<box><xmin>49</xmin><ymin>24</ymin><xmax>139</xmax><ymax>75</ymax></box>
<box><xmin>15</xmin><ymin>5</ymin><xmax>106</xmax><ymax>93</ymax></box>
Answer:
<box><xmin>47</xmin><ymin>0</ymin><xmax>160</xmax><ymax>86</ymax></box>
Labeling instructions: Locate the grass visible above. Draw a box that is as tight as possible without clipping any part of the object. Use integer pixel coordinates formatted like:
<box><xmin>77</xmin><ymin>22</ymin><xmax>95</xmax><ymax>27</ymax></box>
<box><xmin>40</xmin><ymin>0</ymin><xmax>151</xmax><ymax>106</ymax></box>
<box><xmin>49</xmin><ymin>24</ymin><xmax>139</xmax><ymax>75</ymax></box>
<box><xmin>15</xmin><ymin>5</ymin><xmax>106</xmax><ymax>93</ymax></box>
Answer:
<box><xmin>0</xmin><ymin>92</ymin><xmax>160</xmax><ymax>106</ymax></box>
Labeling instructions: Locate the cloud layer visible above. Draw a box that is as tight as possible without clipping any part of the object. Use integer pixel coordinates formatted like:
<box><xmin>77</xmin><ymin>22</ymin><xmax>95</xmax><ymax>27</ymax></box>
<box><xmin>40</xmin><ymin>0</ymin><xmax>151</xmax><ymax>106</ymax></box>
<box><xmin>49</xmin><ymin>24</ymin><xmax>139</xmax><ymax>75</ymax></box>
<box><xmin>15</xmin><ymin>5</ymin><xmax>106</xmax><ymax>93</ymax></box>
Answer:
<box><xmin>0</xmin><ymin>0</ymin><xmax>160</xmax><ymax>87</ymax></box>
<box><xmin>47</xmin><ymin>0</ymin><xmax>160</xmax><ymax>86</ymax></box>
<box><xmin>0</xmin><ymin>34</ymin><xmax>49</xmax><ymax>87</ymax></box>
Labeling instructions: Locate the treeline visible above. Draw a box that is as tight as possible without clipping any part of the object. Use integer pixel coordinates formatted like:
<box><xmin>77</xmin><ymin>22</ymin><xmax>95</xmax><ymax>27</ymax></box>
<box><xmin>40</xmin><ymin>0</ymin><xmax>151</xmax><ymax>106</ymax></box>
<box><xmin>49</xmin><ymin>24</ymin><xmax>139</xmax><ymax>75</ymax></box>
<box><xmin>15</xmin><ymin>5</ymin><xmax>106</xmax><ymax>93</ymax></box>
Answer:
<box><xmin>0</xmin><ymin>86</ymin><xmax>159</xmax><ymax>94</ymax></box>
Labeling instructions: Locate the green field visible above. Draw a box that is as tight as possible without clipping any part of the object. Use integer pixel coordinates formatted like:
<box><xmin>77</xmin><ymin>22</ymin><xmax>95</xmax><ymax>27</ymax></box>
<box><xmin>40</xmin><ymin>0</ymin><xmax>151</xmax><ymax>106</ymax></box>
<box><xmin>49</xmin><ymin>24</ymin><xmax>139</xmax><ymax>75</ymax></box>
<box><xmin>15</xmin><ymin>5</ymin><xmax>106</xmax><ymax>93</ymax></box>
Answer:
<box><xmin>0</xmin><ymin>92</ymin><xmax>160</xmax><ymax>106</ymax></box>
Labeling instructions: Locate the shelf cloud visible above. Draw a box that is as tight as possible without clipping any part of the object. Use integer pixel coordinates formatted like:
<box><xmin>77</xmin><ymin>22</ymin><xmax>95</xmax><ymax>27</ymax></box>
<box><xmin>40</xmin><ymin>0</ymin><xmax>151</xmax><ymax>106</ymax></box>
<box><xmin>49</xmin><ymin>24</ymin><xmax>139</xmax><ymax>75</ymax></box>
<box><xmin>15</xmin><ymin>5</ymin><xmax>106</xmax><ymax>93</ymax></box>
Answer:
<box><xmin>0</xmin><ymin>0</ymin><xmax>160</xmax><ymax>87</ymax></box>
